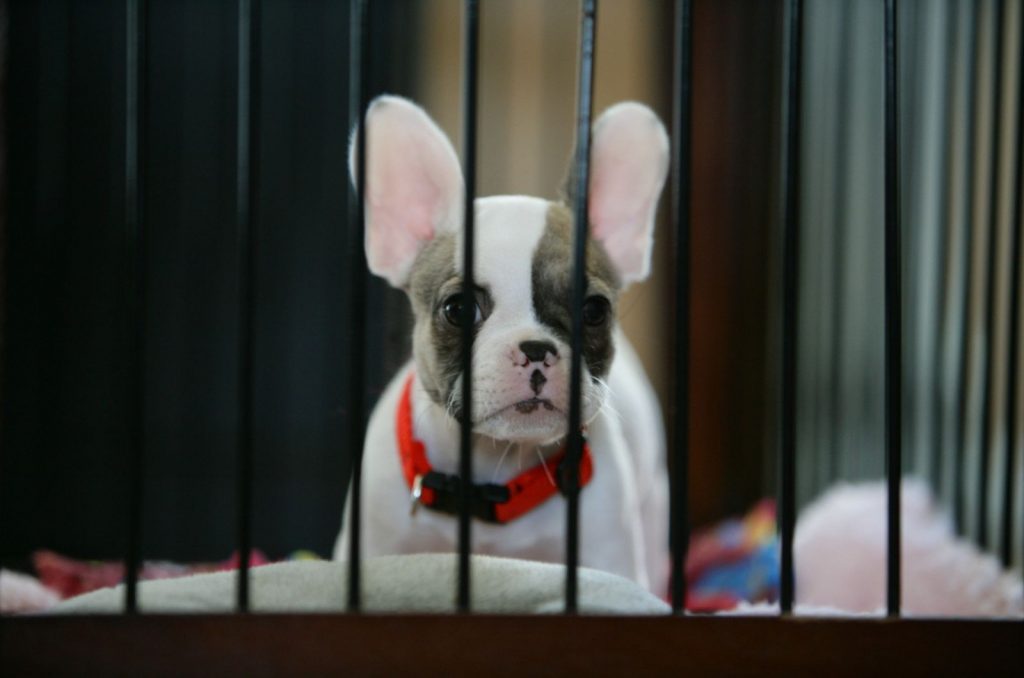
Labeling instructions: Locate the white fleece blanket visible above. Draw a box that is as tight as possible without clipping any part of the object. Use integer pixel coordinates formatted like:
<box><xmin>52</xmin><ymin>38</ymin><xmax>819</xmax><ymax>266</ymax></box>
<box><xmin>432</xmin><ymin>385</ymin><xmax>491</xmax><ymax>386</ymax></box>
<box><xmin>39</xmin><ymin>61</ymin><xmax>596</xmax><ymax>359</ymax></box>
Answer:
<box><xmin>49</xmin><ymin>554</ymin><xmax>670</xmax><ymax>615</ymax></box>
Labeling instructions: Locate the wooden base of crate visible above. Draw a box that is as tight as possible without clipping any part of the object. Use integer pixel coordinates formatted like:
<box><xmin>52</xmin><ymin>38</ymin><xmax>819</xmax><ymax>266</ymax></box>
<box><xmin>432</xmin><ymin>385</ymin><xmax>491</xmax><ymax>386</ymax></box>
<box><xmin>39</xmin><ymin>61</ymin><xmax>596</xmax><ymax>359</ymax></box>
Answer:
<box><xmin>2</xmin><ymin>614</ymin><xmax>1021</xmax><ymax>676</ymax></box>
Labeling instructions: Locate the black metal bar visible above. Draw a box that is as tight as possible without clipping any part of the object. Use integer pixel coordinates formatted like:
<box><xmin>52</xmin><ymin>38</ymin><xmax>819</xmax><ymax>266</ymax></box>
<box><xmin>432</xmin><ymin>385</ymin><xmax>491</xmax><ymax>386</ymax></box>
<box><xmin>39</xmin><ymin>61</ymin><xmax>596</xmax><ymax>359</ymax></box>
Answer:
<box><xmin>669</xmin><ymin>0</ymin><xmax>692</xmax><ymax>616</ymax></box>
<box><xmin>123</xmin><ymin>0</ymin><xmax>148</xmax><ymax>615</ymax></box>
<box><xmin>978</xmin><ymin>0</ymin><xmax>1006</xmax><ymax>551</ymax></box>
<box><xmin>932</xmin><ymin>9</ymin><xmax>960</xmax><ymax>514</ymax></box>
<box><xmin>883</xmin><ymin>0</ymin><xmax>902</xmax><ymax>618</ymax></box>
<box><xmin>1001</xmin><ymin>0</ymin><xmax>1023</xmax><ymax>568</ymax></box>
<box><xmin>234</xmin><ymin>0</ymin><xmax>260</xmax><ymax>613</ymax></box>
<box><xmin>565</xmin><ymin>0</ymin><xmax>597</xmax><ymax>615</ymax></box>
<box><xmin>954</xmin><ymin>6</ymin><xmax>981</xmax><ymax>534</ymax></box>
<box><xmin>778</xmin><ymin>0</ymin><xmax>803</xmax><ymax>617</ymax></box>
<box><xmin>828</xmin><ymin>1</ymin><xmax>853</xmax><ymax>491</ymax></box>
<box><xmin>457</xmin><ymin>0</ymin><xmax>480</xmax><ymax>613</ymax></box>
<box><xmin>928</xmin><ymin>10</ymin><xmax>958</xmax><ymax>501</ymax></box>
<box><xmin>346</xmin><ymin>0</ymin><xmax>370</xmax><ymax>613</ymax></box>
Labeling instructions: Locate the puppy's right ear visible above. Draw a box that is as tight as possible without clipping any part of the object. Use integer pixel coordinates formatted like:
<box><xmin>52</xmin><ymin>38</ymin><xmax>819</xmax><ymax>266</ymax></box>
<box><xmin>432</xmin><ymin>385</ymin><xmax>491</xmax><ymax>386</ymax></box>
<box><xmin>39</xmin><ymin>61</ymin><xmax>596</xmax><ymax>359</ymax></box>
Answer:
<box><xmin>351</xmin><ymin>96</ymin><xmax>464</xmax><ymax>288</ymax></box>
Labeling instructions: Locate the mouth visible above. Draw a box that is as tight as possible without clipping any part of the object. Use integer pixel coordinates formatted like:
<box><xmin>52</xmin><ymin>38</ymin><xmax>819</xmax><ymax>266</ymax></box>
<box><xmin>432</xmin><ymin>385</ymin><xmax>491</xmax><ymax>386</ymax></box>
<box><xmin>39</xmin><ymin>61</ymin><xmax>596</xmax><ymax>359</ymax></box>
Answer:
<box><xmin>478</xmin><ymin>398</ymin><xmax>561</xmax><ymax>422</ymax></box>
<box><xmin>513</xmin><ymin>398</ymin><xmax>557</xmax><ymax>414</ymax></box>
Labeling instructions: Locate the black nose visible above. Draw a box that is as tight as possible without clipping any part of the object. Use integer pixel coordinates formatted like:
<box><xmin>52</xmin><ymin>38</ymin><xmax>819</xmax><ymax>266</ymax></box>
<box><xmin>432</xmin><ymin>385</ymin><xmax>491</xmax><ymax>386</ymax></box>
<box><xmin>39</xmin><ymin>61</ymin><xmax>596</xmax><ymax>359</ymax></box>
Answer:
<box><xmin>520</xmin><ymin>340</ymin><xmax>557</xmax><ymax>363</ymax></box>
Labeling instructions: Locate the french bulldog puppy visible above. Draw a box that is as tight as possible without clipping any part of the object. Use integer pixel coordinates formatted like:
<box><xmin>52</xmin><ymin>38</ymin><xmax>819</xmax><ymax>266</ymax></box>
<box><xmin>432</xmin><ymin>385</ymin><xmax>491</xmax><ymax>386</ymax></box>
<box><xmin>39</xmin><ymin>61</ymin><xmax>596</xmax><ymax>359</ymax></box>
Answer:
<box><xmin>334</xmin><ymin>95</ymin><xmax>669</xmax><ymax>594</ymax></box>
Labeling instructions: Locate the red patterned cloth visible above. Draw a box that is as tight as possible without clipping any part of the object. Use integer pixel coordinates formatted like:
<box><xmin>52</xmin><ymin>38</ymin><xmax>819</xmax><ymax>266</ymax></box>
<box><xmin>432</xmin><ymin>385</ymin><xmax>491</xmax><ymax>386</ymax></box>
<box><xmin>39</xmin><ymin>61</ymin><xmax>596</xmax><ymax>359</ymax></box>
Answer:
<box><xmin>33</xmin><ymin>549</ymin><xmax>271</xmax><ymax>599</ymax></box>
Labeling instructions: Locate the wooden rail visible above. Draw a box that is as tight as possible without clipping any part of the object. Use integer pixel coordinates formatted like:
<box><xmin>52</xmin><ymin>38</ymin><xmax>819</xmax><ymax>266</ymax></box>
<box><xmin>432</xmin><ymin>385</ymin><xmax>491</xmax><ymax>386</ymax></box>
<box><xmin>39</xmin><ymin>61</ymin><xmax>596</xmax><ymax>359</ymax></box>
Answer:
<box><xmin>2</xmin><ymin>615</ymin><xmax>1020</xmax><ymax>676</ymax></box>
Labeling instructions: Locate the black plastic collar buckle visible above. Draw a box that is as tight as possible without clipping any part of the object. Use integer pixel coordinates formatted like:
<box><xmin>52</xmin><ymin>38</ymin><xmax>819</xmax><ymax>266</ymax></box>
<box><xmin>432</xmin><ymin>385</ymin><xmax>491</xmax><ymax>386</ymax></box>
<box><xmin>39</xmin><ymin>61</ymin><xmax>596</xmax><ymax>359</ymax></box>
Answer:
<box><xmin>420</xmin><ymin>471</ymin><xmax>511</xmax><ymax>523</ymax></box>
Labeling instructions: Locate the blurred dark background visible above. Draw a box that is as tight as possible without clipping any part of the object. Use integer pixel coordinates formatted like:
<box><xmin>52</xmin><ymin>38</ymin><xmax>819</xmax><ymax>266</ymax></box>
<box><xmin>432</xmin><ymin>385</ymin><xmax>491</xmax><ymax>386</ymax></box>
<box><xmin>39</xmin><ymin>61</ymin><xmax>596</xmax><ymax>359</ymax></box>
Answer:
<box><xmin>1</xmin><ymin>0</ymin><xmax>416</xmax><ymax>564</ymax></box>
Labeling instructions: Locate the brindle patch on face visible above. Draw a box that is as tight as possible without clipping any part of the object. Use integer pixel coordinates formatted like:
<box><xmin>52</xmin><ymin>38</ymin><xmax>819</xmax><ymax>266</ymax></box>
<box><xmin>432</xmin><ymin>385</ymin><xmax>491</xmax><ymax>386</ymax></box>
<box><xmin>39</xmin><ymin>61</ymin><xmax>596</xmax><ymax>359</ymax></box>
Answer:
<box><xmin>406</xmin><ymin>232</ymin><xmax>493</xmax><ymax>415</ymax></box>
<box><xmin>532</xmin><ymin>203</ymin><xmax>621</xmax><ymax>379</ymax></box>
<box><xmin>407</xmin><ymin>233</ymin><xmax>459</xmax><ymax>408</ymax></box>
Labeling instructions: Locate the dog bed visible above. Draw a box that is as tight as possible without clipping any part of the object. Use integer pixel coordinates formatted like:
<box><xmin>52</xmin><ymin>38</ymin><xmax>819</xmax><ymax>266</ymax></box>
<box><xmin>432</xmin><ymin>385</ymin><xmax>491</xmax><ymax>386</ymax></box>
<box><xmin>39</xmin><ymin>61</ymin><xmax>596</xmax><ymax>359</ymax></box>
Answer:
<box><xmin>47</xmin><ymin>554</ymin><xmax>670</xmax><ymax>615</ymax></box>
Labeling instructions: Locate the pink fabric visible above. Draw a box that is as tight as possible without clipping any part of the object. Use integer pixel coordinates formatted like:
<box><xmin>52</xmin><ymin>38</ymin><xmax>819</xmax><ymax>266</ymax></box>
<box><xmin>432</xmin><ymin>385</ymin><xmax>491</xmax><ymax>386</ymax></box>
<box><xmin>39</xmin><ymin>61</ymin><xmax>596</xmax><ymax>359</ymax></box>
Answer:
<box><xmin>33</xmin><ymin>549</ymin><xmax>270</xmax><ymax>600</ymax></box>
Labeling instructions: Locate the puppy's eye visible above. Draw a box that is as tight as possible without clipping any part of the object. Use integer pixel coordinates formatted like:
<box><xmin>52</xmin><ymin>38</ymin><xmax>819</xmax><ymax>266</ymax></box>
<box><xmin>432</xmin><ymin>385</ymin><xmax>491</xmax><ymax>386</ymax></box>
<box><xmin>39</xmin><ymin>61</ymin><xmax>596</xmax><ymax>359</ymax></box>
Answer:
<box><xmin>442</xmin><ymin>294</ymin><xmax>483</xmax><ymax>327</ymax></box>
<box><xmin>582</xmin><ymin>296</ymin><xmax>610</xmax><ymax>327</ymax></box>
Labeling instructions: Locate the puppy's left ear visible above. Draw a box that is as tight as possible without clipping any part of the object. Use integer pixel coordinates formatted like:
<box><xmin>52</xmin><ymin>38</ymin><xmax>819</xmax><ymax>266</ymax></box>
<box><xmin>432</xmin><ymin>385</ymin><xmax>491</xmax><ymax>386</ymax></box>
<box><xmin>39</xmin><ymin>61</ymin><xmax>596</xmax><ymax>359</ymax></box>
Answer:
<box><xmin>586</xmin><ymin>102</ymin><xmax>669</xmax><ymax>286</ymax></box>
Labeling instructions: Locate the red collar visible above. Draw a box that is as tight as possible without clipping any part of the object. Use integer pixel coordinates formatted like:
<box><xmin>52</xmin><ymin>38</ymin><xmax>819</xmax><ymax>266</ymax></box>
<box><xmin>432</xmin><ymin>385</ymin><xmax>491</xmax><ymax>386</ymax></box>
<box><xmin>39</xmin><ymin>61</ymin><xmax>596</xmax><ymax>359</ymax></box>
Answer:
<box><xmin>396</xmin><ymin>373</ymin><xmax>593</xmax><ymax>524</ymax></box>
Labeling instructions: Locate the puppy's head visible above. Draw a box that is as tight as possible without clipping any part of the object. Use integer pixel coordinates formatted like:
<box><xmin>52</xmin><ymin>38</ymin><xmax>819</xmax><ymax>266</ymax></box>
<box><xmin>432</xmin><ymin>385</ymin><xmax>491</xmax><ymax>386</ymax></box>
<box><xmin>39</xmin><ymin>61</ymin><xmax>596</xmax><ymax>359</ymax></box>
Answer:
<box><xmin>355</xmin><ymin>96</ymin><xmax>668</xmax><ymax>443</ymax></box>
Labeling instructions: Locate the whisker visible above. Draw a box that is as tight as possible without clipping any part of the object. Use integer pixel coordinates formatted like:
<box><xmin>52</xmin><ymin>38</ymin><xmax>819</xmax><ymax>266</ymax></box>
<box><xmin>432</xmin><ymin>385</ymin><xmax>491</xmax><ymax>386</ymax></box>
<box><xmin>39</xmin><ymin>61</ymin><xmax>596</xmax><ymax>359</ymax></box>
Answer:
<box><xmin>584</xmin><ymin>376</ymin><xmax>621</xmax><ymax>424</ymax></box>
<box><xmin>492</xmin><ymin>440</ymin><xmax>514</xmax><ymax>482</ymax></box>
<box><xmin>597</xmin><ymin>397</ymin><xmax>623</xmax><ymax>425</ymax></box>
<box><xmin>536</xmin><ymin>447</ymin><xmax>556</xmax><ymax>487</ymax></box>
<box><xmin>444</xmin><ymin>385</ymin><xmax>459</xmax><ymax>422</ymax></box>
<box><xmin>593</xmin><ymin>403</ymin><xmax>612</xmax><ymax>424</ymax></box>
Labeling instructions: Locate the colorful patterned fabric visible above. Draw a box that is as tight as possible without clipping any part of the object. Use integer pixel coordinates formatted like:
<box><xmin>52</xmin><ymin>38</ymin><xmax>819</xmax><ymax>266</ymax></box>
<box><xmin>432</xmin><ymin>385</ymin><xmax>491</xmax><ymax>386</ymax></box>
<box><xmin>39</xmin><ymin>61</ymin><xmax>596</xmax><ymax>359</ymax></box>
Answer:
<box><xmin>685</xmin><ymin>499</ymin><xmax>779</xmax><ymax>612</ymax></box>
<box><xmin>33</xmin><ymin>549</ymin><xmax>271</xmax><ymax>599</ymax></box>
